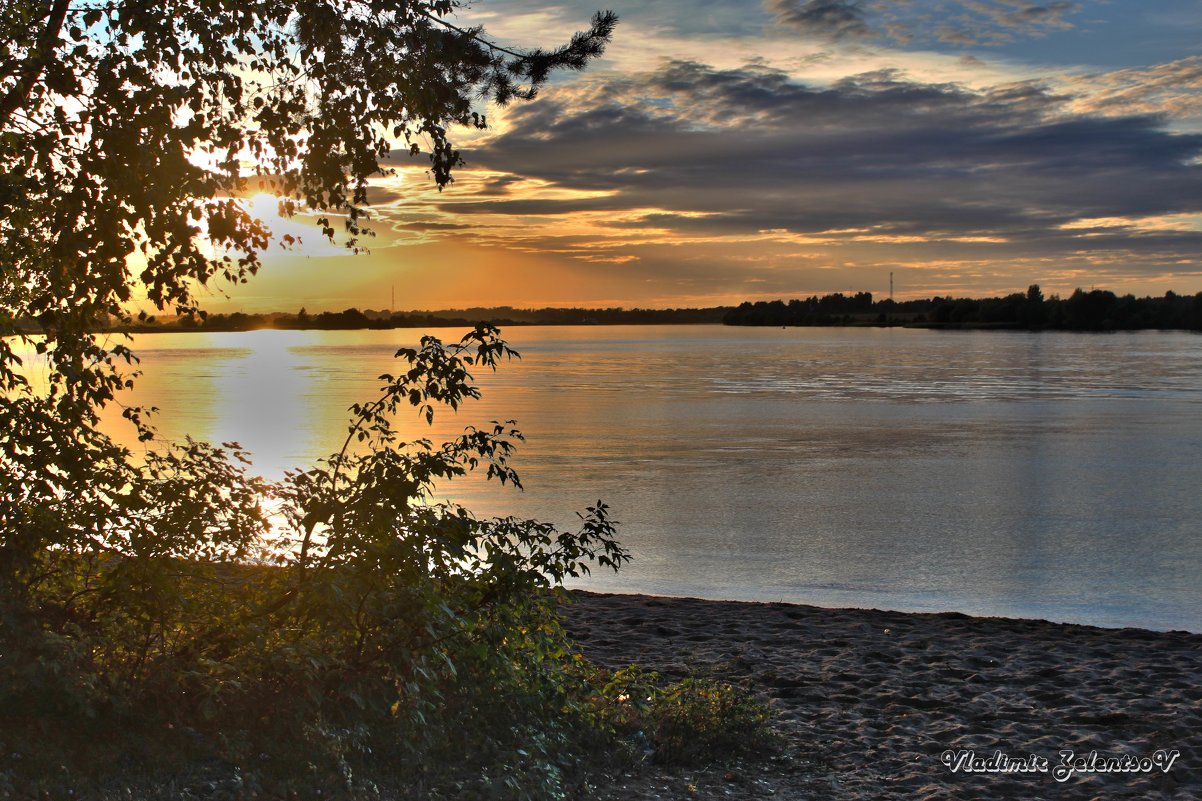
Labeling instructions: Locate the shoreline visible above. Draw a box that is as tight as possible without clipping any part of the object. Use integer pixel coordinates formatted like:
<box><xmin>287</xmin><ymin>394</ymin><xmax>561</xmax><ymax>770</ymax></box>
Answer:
<box><xmin>62</xmin><ymin>320</ymin><xmax>1202</xmax><ymax>335</ymax></box>
<box><xmin>562</xmin><ymin>590</ymin><xmax>1202</xmax><ymax>800</ymax></box>
<box><xmin>567</xmin><ymin>588</ymin><xmax>1202</xmax><ymax>636</ymax></box>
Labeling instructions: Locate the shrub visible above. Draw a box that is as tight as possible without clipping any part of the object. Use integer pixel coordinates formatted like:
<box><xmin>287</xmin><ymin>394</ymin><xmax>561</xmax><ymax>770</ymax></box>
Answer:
<box><xmin>594</xmin><ymin>665</ymin><xmax>776</xmax><ymax>766</ymax></box>
<box><xmin>0</xmin><ymin>327</ymin><xmax>634</xmax><ymax>800</ymax></box>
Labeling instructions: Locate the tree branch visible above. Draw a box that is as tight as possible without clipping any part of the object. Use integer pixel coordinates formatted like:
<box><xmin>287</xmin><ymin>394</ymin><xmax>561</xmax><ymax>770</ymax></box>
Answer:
<box><xmin>0</xmin><ymin>0</ymin><xmax>73</xmax><ymax>126</ymax></box>
<box><xmin>414</xmin><ymin>9</ymin><xmax>527</xmax><ymax>59</ymax></box>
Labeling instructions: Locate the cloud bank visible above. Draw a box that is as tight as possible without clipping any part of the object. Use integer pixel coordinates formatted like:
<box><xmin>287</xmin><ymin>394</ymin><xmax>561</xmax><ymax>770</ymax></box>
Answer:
<box><xmin>400</xmin><ymin>60</ymin><xmax>1200</xmax><ymax>297</ymax></box>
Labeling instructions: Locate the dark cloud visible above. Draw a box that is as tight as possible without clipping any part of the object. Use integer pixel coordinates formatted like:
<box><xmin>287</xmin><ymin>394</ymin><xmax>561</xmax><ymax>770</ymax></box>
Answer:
<box><xmin>441</xmin><ymin>196</ymin><xmax>626</xmax><ymax>216</ymax></box>
<box><xmin>478</xmin><ymin>174</ymin><xmax>527</xmax><ymax>196</ymax></box>
<box><xmin>766</xmin><ymin>0</ymin><xmax>1084</xmax><ymax>46</ymax></box>
<box><xmin>446</xmin><ymin>59</ymin><xmax>1202</xmax><ymax>276</ymax></box>
<box><xmin>942</xmin><ymin>1</ymin><xmax>1079</xmax><ymax>44</ymax></box>
<box><xmin>767</xmin><ymin>0</ymin><xmax>871</xmax><ymax>40</ymax></box>
<box><xmin>968</xmin><ymin>0</ymin><xmax>1077</xmax><ymax>27</ymax></box>
<box><xmin>364</xmin><ymin>184</ymin><xmax>407</xmax><ymax>206</ymax></box>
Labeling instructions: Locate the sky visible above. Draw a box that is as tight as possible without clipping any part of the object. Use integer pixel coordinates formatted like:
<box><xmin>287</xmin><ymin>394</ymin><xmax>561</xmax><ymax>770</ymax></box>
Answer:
<box><xmin>215</xmin><ymin>0</ymin><xmax>1202</xmax><ymax>312</ymax></box>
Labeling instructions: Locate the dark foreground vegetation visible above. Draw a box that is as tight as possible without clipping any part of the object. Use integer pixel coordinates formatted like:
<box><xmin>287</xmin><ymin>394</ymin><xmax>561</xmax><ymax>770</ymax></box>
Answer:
<box><xmin>0</xmin><ymin>2</ymin><xmax>776</xmax><ymax>796</ymax></box>
<box><xmin>0</xmin><ymin>329</ymin><xmax>774</xmax><ymax>801</ymax></box>
<box><xmin>724</xmin><ymin>285</ymin><xmax>1202</xmax><ymax>331</ymax></box>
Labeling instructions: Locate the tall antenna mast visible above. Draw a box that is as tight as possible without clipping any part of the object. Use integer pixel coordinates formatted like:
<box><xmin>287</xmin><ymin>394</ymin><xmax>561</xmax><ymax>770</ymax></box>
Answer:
<box><xmin>391</xmin><ymin>285</ymin><xmax>395</xmax><ymax>312</ymax></box>
<box><xmin>890</xmin><ymin>272</ymin><xmax>894</xmax><ymax>301</ymax></box>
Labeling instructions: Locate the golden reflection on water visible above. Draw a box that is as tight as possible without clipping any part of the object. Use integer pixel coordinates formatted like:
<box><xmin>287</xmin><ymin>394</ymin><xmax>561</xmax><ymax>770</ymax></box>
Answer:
<box><xmin>130</xmin><ymin>330</ymin><xmax>326</xmax><ymax>476</ymax></box>
<box><xmin>10</xmin><ymin>325</ymin><xmax>1202</xmax><ymax>630</ymax></box>
<box><xmin>97</xmin><ymin>330</ymin><xmax>351</xmax><ymax>476</ymax></box>
<box><xmin>209</xmin><ymin>331</ymin><xmax>311</xmax><ymax>471</ymax></box>
<box><xmin>101</xmin><ymin>328</ymin><xmax>498</xmax><ymax>480</ymax></box>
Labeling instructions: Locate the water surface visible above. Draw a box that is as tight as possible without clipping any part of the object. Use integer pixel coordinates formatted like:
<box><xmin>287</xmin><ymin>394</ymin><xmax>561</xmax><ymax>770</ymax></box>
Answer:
<box><xmin>82</xmin><ymin>325</ymin><xmax>1202</xmax><ymax>631</ymax></box>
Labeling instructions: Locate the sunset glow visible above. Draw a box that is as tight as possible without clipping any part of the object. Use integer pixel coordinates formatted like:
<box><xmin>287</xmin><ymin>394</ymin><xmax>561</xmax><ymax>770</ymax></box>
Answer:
<box><xmin>206</xmin><ymin>0</ymin><xmax>1202</xmax><ymax>313</ymax></box>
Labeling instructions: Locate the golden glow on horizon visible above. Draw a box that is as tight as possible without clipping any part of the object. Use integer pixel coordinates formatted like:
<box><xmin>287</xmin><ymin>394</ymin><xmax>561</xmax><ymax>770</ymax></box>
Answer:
<box><xmin>135</xmin><ymin>1</ymin><xmax>1202</xmax><ymax>314</ymax></box>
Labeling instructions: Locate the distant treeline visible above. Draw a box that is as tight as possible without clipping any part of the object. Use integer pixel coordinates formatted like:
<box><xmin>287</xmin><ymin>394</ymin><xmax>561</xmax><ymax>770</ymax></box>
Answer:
<box><xmin>111</xmin><ymin>305</ymin><xmax>731</xmax><ymax>332</ymax></box>
<box><xmin>723</xmin><ymin>286</ymin><xmax>1202</xmax><ymax>331</ymax></box>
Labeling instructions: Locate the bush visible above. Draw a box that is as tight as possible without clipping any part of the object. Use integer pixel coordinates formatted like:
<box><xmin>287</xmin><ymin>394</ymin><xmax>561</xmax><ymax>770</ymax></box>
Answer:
<box><xmin>0</xmin><ymin>3</ymin><xmax>781</xmax><ymax>794</ymax></box>
<box><xmin>0</xmin><ymin>327</ymin><xmax>635</xmax><ymax>800</ymax></box>
<box><xmin>0</xmin><ymin>325</ymin><xmax>784</xmax><ymax>800</ymax></box>
<box><xmin>593</xmin><ymin>666</ymin><xmax>776</xmax><ymax>766</ymax></box>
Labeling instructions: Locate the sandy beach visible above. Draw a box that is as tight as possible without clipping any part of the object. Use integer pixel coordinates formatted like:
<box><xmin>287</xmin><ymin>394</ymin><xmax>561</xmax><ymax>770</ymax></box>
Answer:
<box><xmin>561</xmin><ymin>591</ymin><xmax>1202</xmax><ymax>800</ymax></box>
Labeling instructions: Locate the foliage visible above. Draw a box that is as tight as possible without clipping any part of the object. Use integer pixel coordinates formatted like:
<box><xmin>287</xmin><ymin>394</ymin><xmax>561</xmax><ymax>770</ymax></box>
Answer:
<box><xmin>0</xmin><ymin>2</ymin><xmax>655</xmax><ymax>798</ymax></box>
<box><xmin>1</xmin><ymin>0</ymin><xmax>617</xmax><ymax>464</ymax></box>
<box><xmin>1</xmin><ymin>4</ymin><xmax>779</xmax><ymax>796</ymax></box>
<box><xmin>593</xmin><ymin>666</ymin><xmax>776</xmax><ymax>766</ymax></box>
<box><xmin>0</xmin><ymin>0</ymin><xmax>620</xmax><ymax>570</ymax></box>
<box><xmin>1</xmin><ymin>326</ymin><xmax>633</xmax><ymax>799</ymax></box>
<box><xmin>724</xmin><ymin>285</ymin><xmax>1202</xmax><ymax>330</ymax></box>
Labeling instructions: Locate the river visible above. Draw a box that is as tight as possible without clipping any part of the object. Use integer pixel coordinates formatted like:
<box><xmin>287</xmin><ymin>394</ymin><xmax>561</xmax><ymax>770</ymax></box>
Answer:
<box><xmin>82</xmin><ymin>324</ymin><xmax>1202</xmax><ymax>631</ymax></box>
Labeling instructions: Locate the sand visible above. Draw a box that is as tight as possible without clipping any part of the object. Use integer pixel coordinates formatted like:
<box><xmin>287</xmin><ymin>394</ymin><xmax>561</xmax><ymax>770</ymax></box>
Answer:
<box><xmin>560</xmin><ymin>591</ymin><xmax>1202</xmax><ymax>801</ymax></box>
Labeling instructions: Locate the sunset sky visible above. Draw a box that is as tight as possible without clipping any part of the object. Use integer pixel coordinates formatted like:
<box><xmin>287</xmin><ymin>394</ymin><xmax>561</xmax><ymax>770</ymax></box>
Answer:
<box><xmin>215</xmin><ymin>0</ymin><xmax>1202</xmax><ymax>312</ymax></box>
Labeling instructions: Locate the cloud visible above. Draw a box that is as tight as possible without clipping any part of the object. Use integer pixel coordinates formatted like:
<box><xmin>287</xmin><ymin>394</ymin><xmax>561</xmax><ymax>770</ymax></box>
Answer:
<box><xmin>419</xmin><ymin>59</ymin><xmax>1202</xmax><ymax>281</ymax></box>
<box><xmin>941</xmin><ymin>1</ymin><xmax>1079</xmax><ymax>44</ymax></box>
<box><xmin>767</xmin><ymin>0</ymin><xmax>1084</xmax><ymax>46</ymax></box>
<box><xmin>217</xmin><ymin>0</ymin><xmax>1202</xmax><ymax>309</ymax></box>
<box><xmin>392</xmin><ymin>221</ymin><xmax>472</xmax><ymax>231</ymax></box>
<box><xmin>964</xmin><ymin>0</ymin><xmax>1077</xmax><ymax>28</ymax></box>
<box><xmin>1069</xmin><ymin>56</ymin><xmax>1202</xmax><ymax>125</ymax></box>
<box><xmin>766</xmin><ymin>0</ymin><xmax>871</xmax><ymax>40</ymax></box>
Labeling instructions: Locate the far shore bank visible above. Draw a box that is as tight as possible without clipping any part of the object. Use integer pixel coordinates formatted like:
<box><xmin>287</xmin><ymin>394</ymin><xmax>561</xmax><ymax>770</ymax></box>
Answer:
<box><xmin>562</xmin><ymin>590</ymin><xmax>1202</xmax><ymax>800</ymax></box>
<box><xmin>13</xmin><ymin>282</ymin><xmax>1202</xmax><ymax>335</ymax></box>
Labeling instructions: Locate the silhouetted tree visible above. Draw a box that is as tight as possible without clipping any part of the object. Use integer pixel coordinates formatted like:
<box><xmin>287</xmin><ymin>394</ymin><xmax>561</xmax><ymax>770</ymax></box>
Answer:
<box><xmin>1</xmin><ymin>3</ymin><xmax>628</xmax><ymax>795</ymax></box>
<box><xmin>2</xmin><ymin>0</ymin><xmax>618</xmax><ymax>578</ymax></box>
<box><xmin>1021</xmin><ymin>284</ymin><xmax>1046</xmax><ymax>327</ymax></box>
<box><xmin>723</xmin><ymin>286</ymin><xmax>1202</xmax><ymax>331</ymax></box>
<box><xmin>1064</xmin><ymin>288</ymin><xmax>1118</xmax><ymax>330</ymax></box>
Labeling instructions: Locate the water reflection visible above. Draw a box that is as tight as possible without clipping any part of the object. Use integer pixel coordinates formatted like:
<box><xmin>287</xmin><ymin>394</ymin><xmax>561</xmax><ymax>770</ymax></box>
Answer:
<box><xmin>18</xmin><ymin>325</ymin><xmax>1202</xmax><ymax>631</ymax></box>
